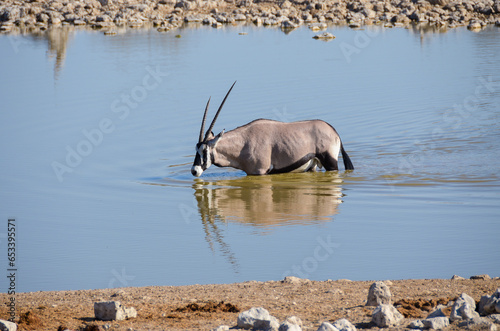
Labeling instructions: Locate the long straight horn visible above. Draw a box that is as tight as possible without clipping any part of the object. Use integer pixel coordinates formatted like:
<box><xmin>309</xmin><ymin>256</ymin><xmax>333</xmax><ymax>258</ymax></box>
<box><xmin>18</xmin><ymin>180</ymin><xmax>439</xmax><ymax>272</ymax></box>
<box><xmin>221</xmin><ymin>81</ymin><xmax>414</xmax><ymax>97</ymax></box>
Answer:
<box><xmin>203</xmin><ymin>81</ymin><xmax>236</xmax><ymax>142</ymax></box>
<box><xmin>199</xmin><ymin>97</ymin><xmax>211</xmax><ymax>143</ymax></box>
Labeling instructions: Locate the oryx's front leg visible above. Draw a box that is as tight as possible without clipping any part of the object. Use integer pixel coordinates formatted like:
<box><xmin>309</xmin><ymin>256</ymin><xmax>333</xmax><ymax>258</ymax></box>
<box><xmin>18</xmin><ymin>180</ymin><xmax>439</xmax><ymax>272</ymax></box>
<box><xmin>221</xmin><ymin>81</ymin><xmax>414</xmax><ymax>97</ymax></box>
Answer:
<box><xmin>247</xmin><ymin>158</ymin><xmax>273</xmax><ymax>176</ymax></box>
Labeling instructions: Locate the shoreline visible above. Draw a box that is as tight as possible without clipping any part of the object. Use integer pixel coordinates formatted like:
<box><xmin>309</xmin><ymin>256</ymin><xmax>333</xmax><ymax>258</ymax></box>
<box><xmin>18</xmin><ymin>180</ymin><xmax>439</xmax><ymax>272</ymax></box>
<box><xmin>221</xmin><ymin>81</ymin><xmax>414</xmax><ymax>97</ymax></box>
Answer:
<box><xmin>1</xmin><ymin>0</ymin><xmax>500</xmax><ymax>34</ymax></box>
<box><xmin>1</xmin><ymin>276</ymin><xmax>499</xmax><ymax>330</ymax></box>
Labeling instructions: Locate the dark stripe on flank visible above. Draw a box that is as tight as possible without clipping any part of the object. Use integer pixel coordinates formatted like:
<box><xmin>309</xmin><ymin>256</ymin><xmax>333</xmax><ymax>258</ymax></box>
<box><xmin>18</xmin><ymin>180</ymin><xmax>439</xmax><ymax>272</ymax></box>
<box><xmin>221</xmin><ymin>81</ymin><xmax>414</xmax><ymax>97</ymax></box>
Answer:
<box><xmin>267</xmin><ymin>153</ymin><xmax>316</xmax><ymax>174</ymax></box>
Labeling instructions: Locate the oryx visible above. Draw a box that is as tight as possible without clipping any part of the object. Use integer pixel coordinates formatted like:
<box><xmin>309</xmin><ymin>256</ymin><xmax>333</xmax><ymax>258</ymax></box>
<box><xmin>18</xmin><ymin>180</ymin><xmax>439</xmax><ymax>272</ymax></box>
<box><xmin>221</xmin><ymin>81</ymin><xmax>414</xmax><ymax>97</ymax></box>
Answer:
<box><xmin>191</xmin><ymin>82</ymin><xmax>354</xmax><ymax>177</ymax></box>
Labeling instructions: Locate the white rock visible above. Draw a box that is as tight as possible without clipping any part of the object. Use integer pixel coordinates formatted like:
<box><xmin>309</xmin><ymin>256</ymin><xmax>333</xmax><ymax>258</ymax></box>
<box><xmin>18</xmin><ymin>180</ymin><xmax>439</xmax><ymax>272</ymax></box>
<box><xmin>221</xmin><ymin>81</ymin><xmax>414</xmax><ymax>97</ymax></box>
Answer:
<box><xmin>332</xmin><ymin>318</ymin><xmax>356</xmax><ymax>331</ymax></box>
<box><xmin>451</xmin><ymin>274</ymin><xmax>465</xmax><ymax>280</ymax></box>
<box><xmin>234</xmin><ymin>14</ymin><xmax>246</xmax><ymax>21</ymax></box>
<box><xmin>279</xmin><ymin>321</ymin><xmax>302</xmax><ymax>331</ymax></box>
<box><xmin>124</xmin><ymin>307</ymin><xmax>137</xmax><ymax>319</ymax></box>
<box><xmin>281</xmin><ymin>20</ymin><xmax>298</xmax><ymax>29</ymax></box>
<box><xmin>202</xmin><ymin>16</ymin><xmax>216</xmax><ymax>25</ymax></box>
<box><xmin>427</xmin><ymin>305</ymin><xmax>447</xmax><ymax>318</ymax></box>
<box><xmin>184</xmin><ymin>15</ymin><xmax>202</xmax><ymax>22</ymax></box>
<box><xmin>361</xmin><ymin>8</ymin><xmax>376</xmax><ymax>19</ymax></box>
<box><xmin>0</xmin><ymin>319</ymin><xmax>17</xmax><ymax>331</ymax></box>
<box><xmin>308</xmin><ymin>22</ymin><xmax>327</xmax><ymax>30</ymax></box>
<box><xmin>366</xmin><ymin>281</ymin><xmax>391</xmax><ymax>306</ymax></box>
<box><xmin>487</xmin><ymin>314</ymin><xmax>500</xmax><ymax>324</ymax></box>
<box><xmin>450</xmin><ymin>293</ymin><xmax>480</xmax><ymax>321</ymax></box>
<box><xmin>312</xmin><ymin>32</ymin><xmax>335</xmax><ymax>40</ymax></box>
<box><xmin>479</xmin><ymin>288</ymin><xmax>500</xmax><ymax>316</ymax></box>
<box><xmin>279</xmin><ymin>316</ymin><xmax>302</xmax><ymax>331</ymax></box>
<box><xmin>316</xmin><ymin>322</ymin><xmax>339</xmax><ymax>331</ymax></box>
<box><xmin>282</xmin><ymin>276</ymin><xmax>310</xmax><ymax>285</ymax></box>
<box><xmin>372</xmin><ymin>304</ymin><xmax>404</xmax><ymax>327</ymax></box>
<box><xmin>237</xmin><ymin>307</ymin><xmax>279</xmax><ymax>330</ymax></box>
<box><xmin>459</xmin><ymin>317</ymin><xmax>497</xmax><ymax>331</ymax></box>
<box><xmin>94</xmin><ymin>301</ymin><xmax>136</xmax><ymax>321</ymax></box>
<box><xmin>409</xmin><ymin>319</ymin><xmax>424</xmax><ymax>329</ymax></box>
<box><xmin>285</xmin><ymin>316</ymin><xmax>302</xmax><ymax>326</ymax></box>
<box><xmin>470</xmin><ymin>274</ymin><xmax>492</xmax><ymax>280</ymax></box>
<box><xmin>422</xmin><ymin>317</ymin><xmax>450</xmax><ymax>329</ymax></box>
<box><xmin>210</xmin><ymin>326</ymin><xmax>230</xmax><ymax>331</ymax></box>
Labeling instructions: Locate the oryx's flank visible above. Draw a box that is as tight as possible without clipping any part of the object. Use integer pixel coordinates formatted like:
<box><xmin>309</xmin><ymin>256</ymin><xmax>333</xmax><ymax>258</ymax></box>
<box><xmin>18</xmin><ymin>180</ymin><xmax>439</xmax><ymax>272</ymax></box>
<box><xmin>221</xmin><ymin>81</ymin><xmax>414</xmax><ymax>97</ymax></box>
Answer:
<box><xmin>191</xmin><ymin>82</ymin><xmax>354</xmax><ymax>177</ymax></box>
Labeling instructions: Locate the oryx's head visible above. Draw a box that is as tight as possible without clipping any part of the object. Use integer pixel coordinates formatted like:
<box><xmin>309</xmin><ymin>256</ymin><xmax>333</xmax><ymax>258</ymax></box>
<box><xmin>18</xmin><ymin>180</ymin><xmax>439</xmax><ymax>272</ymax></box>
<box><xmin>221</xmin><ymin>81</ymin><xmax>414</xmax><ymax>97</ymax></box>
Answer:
<box><xmin>191</xmin><ymin>82</ymin><xmax>236</xmax><ymax>177</ymax></box>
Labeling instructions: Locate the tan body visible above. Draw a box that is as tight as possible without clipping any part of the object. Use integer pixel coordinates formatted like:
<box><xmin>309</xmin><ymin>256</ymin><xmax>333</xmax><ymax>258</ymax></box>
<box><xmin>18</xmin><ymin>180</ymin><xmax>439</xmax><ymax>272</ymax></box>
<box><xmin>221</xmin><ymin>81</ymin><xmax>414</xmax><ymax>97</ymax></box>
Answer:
<box><xmin>210</xmin><ymin>119</ymin><xmax>352</xmax><ymax>175</ymax></box>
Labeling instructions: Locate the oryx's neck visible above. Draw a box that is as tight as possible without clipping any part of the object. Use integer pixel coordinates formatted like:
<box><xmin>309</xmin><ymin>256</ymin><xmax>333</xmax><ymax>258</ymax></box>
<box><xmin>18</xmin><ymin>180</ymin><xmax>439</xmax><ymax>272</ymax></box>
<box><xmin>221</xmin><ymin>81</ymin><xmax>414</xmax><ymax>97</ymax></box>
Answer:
<box><xmin>211</xmin><ymin>131</ymin><xmax>245</xmax><ymax>170</ymax></box>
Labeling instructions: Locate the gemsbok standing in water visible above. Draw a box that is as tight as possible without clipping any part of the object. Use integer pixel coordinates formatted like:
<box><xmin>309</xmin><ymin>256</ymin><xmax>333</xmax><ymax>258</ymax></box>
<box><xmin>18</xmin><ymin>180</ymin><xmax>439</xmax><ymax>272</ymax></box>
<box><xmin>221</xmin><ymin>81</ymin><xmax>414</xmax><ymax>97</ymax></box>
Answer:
<box><xmin>191</xmin><ymin>82</ymin><xmax>354</xmax><ymax>177</ymax></box>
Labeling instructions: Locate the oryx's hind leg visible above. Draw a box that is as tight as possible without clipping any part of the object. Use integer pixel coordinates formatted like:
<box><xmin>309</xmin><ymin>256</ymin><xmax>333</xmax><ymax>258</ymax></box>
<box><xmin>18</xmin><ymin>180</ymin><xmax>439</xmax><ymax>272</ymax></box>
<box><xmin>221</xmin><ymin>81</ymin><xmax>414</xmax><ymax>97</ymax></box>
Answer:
<box><xmin>318</xmin><ymin>153</ymin><xmax>338</xmax><ymax>171</ymax></box>
<box><xmin>318</xmin><ymin>143</ymin><xmax>341</xmax><ymax>171</ymax></box>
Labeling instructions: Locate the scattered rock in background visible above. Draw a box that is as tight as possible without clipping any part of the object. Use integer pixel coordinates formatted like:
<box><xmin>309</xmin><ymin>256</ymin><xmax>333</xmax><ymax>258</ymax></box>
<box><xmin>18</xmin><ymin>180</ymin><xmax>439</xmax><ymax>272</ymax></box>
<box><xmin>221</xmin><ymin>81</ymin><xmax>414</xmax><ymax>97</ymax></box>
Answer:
<box><xmin>471</xmin><ymin>274</ymin><xmax>492</xmax><ymax>280</ymax></box>
<box><xmin>372</xmin><ymin>304</ymin><xmax>404</xmax><ymax>327</ymax></box>
<box><xmin>237</xmin><ymin>307</ymin><xmax>279</xmax><ymax>330</ymax></box>
<box><xmin>450</xmin><ymin>293</ymin><xmax>480</xmax><ymax>321</ymax></box>
<box><xmin>408</xmin><ymin>319</ymin><xmax>424</xmax><ymax>329</ymax></box>
<box><xmin>210</xmin><ymin>326</ymin><xmax>230</xmax><ymax>331</ymax></box>
<box><xmin>479</xmin><ymin>288</ymin><xmax>500</xmax><ymax>315</ymax></box>
<box><xmin>316</xmin><ymin>321</ymin><xmax>338</xmax><ymax>331</ymax></box>
<box><xmin>366</xmin><ymin>281</ymin><xmax>391</xmax><ymax>306</ymax></box>
<box><xmin>422</xmin><ymin>316</ymin><xmax>450</xmax><ymax>329</ymax></box>
<box><xmin>1</xmin><ymin>0</ymin><xmax>499</xmax><ymax>32</ymax></box>
<box><xmin>0</xmin><ymin>319</ymin><xmax>17</xmax><ymax>331</ymax></box>
<box><xmin>487</xmin><ymin>314</ymin><xmax>500</xmax><ymax>324</ymax></box>
<box><xmin>282</xmin><ymin>276</ymin><xmax>311</xmax><ymax>285</ymax></box>
<box><xmin>458</xmin><ymin>317</ymin><xmax>498</xmax><ymax>330</ymax></box>
<box><xmin>312</xmin><ymin>32</ymin><xmax>335</xmax><ymax>40</ymax></box>
<box><xmin>94</xmin><ymin>301</ymin><xmax>137</xmax><ymax>321</ymax></box>
<box><xmin>279</xmin><ymin>316</ymin><xmax>303</xmax><ymax>331</ymax></box>
<box><xmin>331</xmin><ymin>318</ymin><xmax>356</xmax><ymax>331</ymax></box>
<box><xmin>451</xmin><ymin>275</ymin><xmax>465</xmax><ymax>280</ymax></box>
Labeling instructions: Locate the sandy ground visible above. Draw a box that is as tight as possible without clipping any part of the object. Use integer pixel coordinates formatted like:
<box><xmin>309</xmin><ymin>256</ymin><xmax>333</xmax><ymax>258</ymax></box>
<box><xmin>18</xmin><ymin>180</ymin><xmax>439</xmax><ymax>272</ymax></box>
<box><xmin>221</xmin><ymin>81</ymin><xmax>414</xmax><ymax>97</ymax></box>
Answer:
<box><xmin>1</xmin><ymin>277</ymin><xmax>499</xmax><ymax>330</ymax></box>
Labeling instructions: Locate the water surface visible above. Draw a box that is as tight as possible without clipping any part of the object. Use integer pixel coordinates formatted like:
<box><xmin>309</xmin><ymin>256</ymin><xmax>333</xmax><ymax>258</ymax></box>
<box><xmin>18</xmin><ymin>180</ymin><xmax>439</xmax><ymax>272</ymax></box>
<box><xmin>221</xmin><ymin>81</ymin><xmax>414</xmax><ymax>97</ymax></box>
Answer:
<box><xmin>1</xmin><ymin>23</ymin><xmax>499</xmax><ymax>292</ymax></box>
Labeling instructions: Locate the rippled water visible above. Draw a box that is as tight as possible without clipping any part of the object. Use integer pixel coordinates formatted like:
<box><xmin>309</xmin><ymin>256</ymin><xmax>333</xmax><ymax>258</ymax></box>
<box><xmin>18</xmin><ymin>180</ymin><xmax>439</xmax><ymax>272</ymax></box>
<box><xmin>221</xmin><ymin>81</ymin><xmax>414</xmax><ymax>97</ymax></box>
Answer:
<box><xmin>1</xmin><ymin>24</ymin><xmax>499</xmax><ymax>292</ymax></box>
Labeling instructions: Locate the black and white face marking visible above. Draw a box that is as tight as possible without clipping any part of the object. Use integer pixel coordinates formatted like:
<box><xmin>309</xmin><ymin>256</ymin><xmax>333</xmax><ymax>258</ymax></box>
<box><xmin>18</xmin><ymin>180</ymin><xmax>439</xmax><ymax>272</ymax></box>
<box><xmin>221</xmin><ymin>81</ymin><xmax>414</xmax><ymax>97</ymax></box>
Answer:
<box><xmin>191</xmin><ymin>143</ymin><xmax>212</xmax><ymax>177</ymax></box>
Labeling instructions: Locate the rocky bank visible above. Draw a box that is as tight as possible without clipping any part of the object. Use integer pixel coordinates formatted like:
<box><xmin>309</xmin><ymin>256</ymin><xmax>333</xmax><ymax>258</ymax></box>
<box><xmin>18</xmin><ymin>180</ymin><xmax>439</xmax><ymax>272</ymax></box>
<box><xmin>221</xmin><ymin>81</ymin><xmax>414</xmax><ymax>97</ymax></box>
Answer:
<box><xmin>1</xmin><ymin>0</ymin><xmax>500</xmax><ymax>33</ymax></box>
<box><xmin>1</xmin><ymin>276</ymin><xmax>499</xmax><ymax>330</ymax></box>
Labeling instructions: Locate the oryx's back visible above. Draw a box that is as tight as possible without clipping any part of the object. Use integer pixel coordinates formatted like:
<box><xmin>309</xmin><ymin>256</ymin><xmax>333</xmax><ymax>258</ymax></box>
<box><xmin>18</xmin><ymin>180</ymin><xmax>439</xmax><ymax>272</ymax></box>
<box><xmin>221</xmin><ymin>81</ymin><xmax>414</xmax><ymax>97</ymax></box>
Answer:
<box><xmin>229</xmin><ymin>119</ymin><xmax>339</xmax><ymax>152</ymax></box>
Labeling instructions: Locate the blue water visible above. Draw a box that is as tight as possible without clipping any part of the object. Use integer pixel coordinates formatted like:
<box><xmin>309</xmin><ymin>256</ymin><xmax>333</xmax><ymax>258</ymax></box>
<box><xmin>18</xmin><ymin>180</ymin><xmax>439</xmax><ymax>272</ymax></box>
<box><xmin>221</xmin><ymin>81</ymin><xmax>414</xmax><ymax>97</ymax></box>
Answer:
<box><xmin>0</xmin><ymin>24</ymin><xmax>499</xmax><ymax>292</ymax></box>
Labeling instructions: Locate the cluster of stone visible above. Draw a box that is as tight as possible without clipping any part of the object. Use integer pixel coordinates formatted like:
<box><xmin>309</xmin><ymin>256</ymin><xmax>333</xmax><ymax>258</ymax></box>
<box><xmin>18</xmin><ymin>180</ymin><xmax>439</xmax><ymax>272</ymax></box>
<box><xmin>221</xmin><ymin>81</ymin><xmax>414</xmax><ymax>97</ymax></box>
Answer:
<box><xmin>367</xmin><ymin>278</ymin><xmax>500</xmax><ymax>331</ymax></box>
<box><xmin>219</xmin><ymin>306</ymin><xmax>357</xmax><ymax>331</ymax></box>
<box><xmin>1</xmin><ymin>0</ymin><xmax>500</xmax><ymax>33</ymax></box>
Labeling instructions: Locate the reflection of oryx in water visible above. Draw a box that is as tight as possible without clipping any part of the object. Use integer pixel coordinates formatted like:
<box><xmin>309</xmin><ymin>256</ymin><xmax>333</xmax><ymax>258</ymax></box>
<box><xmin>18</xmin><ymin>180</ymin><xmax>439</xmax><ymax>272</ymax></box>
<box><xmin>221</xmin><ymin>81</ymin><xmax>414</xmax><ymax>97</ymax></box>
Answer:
<box><xmin>194</xmin><ymin>173</ymin><xmax>344</xmax><ymax>228</ymax></box>
<box><xmin>193</xmin><ymin>173</ymin><xmax>344</xmax><ymax>273</ymax></box>
<box><xmin>191</xmin><ymin>82</ymin><xmax>354</xmax><ymax>177</ymax></box>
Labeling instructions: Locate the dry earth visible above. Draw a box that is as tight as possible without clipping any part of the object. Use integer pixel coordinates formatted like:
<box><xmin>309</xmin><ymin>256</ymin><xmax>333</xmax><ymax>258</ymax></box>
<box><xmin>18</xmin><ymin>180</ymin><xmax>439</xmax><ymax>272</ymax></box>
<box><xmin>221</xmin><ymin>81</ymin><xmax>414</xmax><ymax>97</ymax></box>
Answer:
<box><xmin>1</xmin><ymin>277</ymin><xmax>499</xmax><ymax>330</ymax></box>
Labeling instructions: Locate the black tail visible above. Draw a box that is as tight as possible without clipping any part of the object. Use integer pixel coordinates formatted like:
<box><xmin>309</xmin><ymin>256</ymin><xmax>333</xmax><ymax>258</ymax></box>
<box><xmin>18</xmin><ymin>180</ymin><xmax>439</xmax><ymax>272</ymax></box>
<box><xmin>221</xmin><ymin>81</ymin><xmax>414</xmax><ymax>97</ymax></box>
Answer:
<box><xmin>341</xmin><ymin>144</ymin><xmax>354</xmax><ymax>170</ymax></box>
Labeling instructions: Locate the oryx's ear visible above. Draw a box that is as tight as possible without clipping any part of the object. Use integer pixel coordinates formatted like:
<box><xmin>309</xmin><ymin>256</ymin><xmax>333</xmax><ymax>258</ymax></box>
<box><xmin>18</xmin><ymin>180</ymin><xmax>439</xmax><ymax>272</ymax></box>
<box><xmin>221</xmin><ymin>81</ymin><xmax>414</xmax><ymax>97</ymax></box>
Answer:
<box><xmin>205</xmin><ymin>131</ymin><xmax>215</xmax><ymax>141</ymax></box>
<box><xmin>208</xmin><ymin>130</ymin><xmax>225</xmax><ymax>148</ymax></box>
